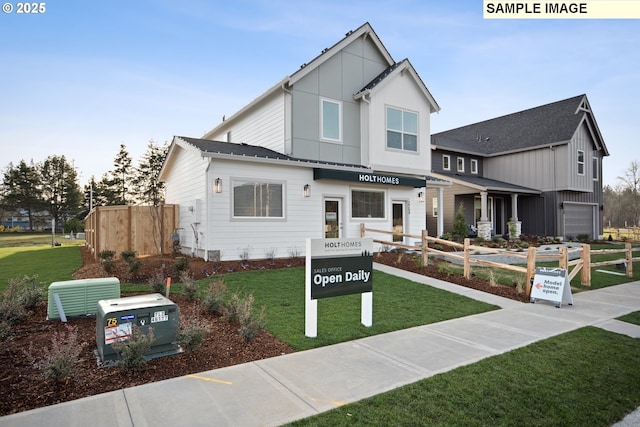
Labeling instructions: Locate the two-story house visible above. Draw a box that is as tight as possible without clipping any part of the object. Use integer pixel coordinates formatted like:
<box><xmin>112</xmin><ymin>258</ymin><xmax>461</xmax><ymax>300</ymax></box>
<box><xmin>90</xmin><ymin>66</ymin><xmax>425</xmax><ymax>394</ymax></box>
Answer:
<box><xmin>427</xmin><ymin>94</ymin><xmax>609</xmax><ymax>240</ymax></box>
<box><xmin>159</xmin><ymin>23</ymin><xmax>444</xmax><ymax>261</ymax></box>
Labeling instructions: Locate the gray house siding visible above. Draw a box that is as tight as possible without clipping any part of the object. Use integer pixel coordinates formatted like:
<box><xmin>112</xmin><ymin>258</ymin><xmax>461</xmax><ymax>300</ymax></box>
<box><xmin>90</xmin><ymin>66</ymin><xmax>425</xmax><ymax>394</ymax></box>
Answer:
<box><xmin>290</xmin><ymin>36</ymin><xmax>389</xmax><ymax>164</ymax></box>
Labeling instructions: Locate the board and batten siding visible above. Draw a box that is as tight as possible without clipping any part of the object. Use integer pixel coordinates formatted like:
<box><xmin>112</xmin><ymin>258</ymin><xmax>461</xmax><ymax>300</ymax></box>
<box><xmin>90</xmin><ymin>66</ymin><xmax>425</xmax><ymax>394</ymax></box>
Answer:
<box><xmin>206</xmin><ymin>91</ymin><xmax>286</xmax><ymax>153</ymax></box>
<box><xmin>290</xmin><ymin>35</ymin><xmax>388</xmax><ymax>165</ymax></box>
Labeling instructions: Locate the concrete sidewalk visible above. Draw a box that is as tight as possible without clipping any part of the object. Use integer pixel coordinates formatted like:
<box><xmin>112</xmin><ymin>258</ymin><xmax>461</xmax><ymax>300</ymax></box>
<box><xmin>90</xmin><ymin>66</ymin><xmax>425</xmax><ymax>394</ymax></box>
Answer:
<box><xmin>2</xmin><ymin>264</ymin><xmax>640</xmax><ymax>427</ymax></box>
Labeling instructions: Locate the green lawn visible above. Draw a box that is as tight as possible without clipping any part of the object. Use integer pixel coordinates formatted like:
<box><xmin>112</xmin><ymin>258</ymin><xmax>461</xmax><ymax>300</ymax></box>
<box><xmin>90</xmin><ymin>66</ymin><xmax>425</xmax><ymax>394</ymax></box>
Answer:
<box><xmin>0</xmin><ymin>244</ymin><xmax>83</xmax><ymax>288</ymax></box>
<box><xmin>618</xmin><ymin>310</ymin><xmax>640</xmax><ymax>326</ymax></box>
<box><xmin>287</xmin><ymin>327</ymin><xmax>640</xmax><ymax>426</ymax></box>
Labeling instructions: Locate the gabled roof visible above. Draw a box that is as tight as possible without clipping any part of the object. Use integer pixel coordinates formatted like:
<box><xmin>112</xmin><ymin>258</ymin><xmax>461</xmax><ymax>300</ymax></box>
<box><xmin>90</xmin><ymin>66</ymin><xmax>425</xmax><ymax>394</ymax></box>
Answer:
<box><xmin>354</xmin><ymin>59</ymin><xmax>440</xmax><ymax>113</ymax></box>
<box><xmin>289</xmin><ymin>22</ymin><xmax>394</xmax><ymax>86</ymax></box>
<box><xmin>431</xmin><ymin>94</ymin><xmax>608</xmax><ymax>156</ymax></box>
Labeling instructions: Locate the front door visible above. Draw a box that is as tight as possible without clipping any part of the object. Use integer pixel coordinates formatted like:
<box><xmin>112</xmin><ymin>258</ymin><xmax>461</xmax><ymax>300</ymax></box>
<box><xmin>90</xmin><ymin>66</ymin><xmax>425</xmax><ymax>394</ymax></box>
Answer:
<box><xmin>324</xmin><ymin>198</ymin><xmax>342</xmax><ymax>238</ymax></box>
<box><xmin>392</xmin><ymin>202</ymin><xmax>405</xmax><ymax>242</ymax></box>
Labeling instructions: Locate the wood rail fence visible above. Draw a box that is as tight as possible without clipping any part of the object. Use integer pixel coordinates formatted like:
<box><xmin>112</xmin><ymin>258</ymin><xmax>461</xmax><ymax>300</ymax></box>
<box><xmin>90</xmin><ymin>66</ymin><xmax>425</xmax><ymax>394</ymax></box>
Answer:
<box><xmin>360</xmin><ymin>224</ymin><xmax>639</xmax><ymax>295</ymax></box>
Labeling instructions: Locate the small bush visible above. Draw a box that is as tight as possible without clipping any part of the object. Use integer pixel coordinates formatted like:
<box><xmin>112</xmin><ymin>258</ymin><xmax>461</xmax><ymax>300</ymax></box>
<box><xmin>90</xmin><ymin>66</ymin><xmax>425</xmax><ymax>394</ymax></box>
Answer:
<box><xmin>120</xmin><ymin>250</ymin><xmax>136</xmax><ymax>263</ymax></box>
<box><xmin>172</xmin><ymin>257</ymin><xmax>189</xmax><ymax>276</ymax></box>
<box><xmin>17</xmin><ymin>275</ymin><xmax>44</xmax><ymax>310</ymax></box>
<box><xmin>224</xmin><ymin>293</ymin><xmax>243</xmax><ymax>324</ymax></box>
<box><xmin>148</xmin><ymin>272</ymin><xmax>167</xmax><ymax>294</ymax></box>
<box><xmin>202</xmin><ymin>279</ymin><xmax>227</xmax><ymax>315</ymax></box>
<box><xmin>235</xmin><ymin>293</ymin><xmax>266</xmax><ymax>343</ymax></box>
<box><xmin>0</xmin><ymin>279</ymin><xmax>28</xmax><ymax>324</ymax></box>
<box><xmin>112</xmin><ymin>326</ymin><xmax>155</xmax><ymax>370</ymax></box>
<box><xmin>452</xmin><ymin>201</ymin><xmax>467</xmax><ymax>239</ymax></box>
<box><xmin>264</xmin><ymin>248</ymin><xmax>277</xmax><ymax>265</ymax></box>
<box><xmin>31</xmin><ymin>324</ymin><xmax>88</xmax><ymax>381</ymax></box>
<box><xmin>180</xmin><ymin>272</ymin><xmax>198</xmax><ymax>301</ymax></box>
<box><xmin>98</xmin><ymin>250</ymin><xmax>116</xmax><ymax>261</ymax></box>
<box><xmin>175</xmin><ymin>317</ymin><xmax>208</xmax><ymax>351</ymax></box>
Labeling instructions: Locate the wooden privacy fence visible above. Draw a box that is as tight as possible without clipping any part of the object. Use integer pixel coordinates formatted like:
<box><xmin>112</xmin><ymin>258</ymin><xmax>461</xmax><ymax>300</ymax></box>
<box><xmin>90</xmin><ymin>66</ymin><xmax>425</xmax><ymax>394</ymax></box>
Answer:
<box><xmin>360</xmin><ymin>224</ymin><xmax>639</xmax><ymax>295</ymax></box>
<box><xmin>604</xmin><ymin>227</ymin><xmax>640</xmax><ymax>242</ymax></box>
<box><xmin>84</xmin><ymin>205</ymin><xmax>179</xmax><ymax>260</ymax></box>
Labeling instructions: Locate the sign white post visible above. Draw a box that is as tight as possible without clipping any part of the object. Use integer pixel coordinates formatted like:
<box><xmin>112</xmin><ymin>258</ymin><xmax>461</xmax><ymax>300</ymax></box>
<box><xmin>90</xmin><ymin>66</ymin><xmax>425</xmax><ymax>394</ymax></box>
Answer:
<box><xmin>530</xmin><ymin>267</ymin><xmax>573</xmax><ymax>308</ymax></box>
<box><xmin>305</xmin><ymin>237</ymin><xmax>373</xmax><ymax>338</ymax></box>
<box><xmin>305</xmin><ymin>239</ymin><xmax>318</xmax><ymax>337</ymax></box>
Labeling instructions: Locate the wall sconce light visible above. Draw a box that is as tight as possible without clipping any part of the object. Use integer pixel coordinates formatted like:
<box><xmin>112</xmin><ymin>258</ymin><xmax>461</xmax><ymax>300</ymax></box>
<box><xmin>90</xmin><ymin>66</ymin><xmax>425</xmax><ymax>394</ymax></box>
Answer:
<box><xmin>559</xmin><ymin>202</ymin><xmax>564</xmax><ymax>209</ymax></box>
<box><xmin>417</xmin><ymin>191</ymin><xmax>424</xmax><ymax>202</ymax></box>
<box><xmin>303</xmin><ymin>184</ymin><xmax>311</xmax><ymax>198</ymax></box>
<box><xmin>214</xmin><ymin>177</ymin><xmax>222</xmax><ymax>193</ymax></box>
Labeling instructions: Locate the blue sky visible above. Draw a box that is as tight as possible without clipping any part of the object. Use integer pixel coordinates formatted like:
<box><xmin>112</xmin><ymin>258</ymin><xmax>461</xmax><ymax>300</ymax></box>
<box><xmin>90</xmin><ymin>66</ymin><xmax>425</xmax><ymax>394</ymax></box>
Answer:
<box><xmin>1</xmin><ymin>0</ymin><xmax>638</xmax><ymax>187</ymax></box>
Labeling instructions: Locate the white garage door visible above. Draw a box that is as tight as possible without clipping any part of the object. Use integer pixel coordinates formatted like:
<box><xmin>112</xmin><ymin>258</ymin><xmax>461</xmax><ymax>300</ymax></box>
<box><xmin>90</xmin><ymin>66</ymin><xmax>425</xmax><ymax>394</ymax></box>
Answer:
<box><xmin>563</xmin><ymin>203</ymin><xmax>595</xmax><ymax>238</ymax></box>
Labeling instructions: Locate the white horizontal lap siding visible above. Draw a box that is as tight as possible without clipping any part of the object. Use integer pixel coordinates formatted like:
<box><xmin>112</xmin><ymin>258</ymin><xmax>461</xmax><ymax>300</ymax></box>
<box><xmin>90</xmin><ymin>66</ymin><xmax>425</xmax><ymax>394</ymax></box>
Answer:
<box><xmin>367</xmin><ymin>74</ymin><xmax>432</xmax><ymax>174</ymax></box>
<box><xmin>210</xmin><ymin>93</ymin><xmax>285</xmax><ymax>152</ymax></box>
<box><xmin>208</xmin><ymin>160</ymin><xmax>321</xmax><ymax>261</ymax></box>
<box><xmin>164</xmin><ymin>147</ymin><xmax>209</xmax><ymax>249</ymax></box>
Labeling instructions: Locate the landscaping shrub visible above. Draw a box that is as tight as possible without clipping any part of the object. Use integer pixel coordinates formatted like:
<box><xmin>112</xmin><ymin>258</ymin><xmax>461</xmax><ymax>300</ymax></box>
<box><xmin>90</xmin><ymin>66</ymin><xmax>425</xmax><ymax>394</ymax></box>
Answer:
<box><xmin>172</xmin><ymin>257</ymin><xmax>189</xmax><ymax>276</ymax></box>
<box><xmin>148</xmin><ymin>272</ymin><xmax>166</xmax><ymax>294</ymax></box>
<box><xmin>175</xmin><ymin>317</ymin><xmax>208</xmax><ymax>351</ymax></box>
<box><xmin>112</xmin><ymin>326</ymin><xmax>155</xmax><ymax>371</ymax></box>
<box><xmin>202</xmin><ymin>279</ymin><xmax>227</xmax><ymax>315</ymax></box>
<box><xmin>235</xmin><ymin>293</ymin><xmax>266</xmax><ymax>343</ymax></box>
<box><xmin>453</xmin><ymin>201</ymin><xmax>467</xmax><ymax>239</ymax></box>
<box><xmin>0</xmin><ymin>320</ymin><xmax>12</xmax><ymax>344</ymax></box>
<box><xmin>180</xmin><ymin>272</ymin><xmax>198</xmax><ymax>301</ymax></box>
<box><xmin>31</xmin><ymin>324</ymin><xmax>88</xmax><ymax>381</ymax></box>
<box><xmin>99</xmin><ymin>250</ymin><xmax>116</xmax><ymax>274</ymax></box>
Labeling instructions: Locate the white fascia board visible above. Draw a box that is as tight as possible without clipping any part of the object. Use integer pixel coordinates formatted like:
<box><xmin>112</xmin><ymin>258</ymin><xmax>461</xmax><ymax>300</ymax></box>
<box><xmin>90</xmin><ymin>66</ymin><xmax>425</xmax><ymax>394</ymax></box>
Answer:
<box><xmin>203</xmin><ymin>151</ymin><xmax>371</xmax><ymax>173</ymax></box>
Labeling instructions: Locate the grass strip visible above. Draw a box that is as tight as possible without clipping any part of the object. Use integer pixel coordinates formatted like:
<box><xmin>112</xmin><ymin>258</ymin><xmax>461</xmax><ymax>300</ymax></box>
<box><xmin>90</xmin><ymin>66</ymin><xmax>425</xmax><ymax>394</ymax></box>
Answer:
<box><xmin>198</xmin><ymin>268</ymin><xmax>499</xmax><ymax>351</ymax></box>
<box><xmin>0</xmin><ymin>245</ymin><xmax>83</xmax><ymax>288</ymax></box>
<box><xmin>287</xmin><ymin>327</ymin><xmax>640</xmax><ymax>426</ymax></box>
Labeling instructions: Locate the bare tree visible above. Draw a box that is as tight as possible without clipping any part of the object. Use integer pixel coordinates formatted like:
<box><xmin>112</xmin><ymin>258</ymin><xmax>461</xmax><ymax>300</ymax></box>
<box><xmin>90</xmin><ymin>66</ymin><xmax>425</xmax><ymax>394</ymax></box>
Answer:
<box><xmin>616</xmin><ymin>160</ymin><xmax>640</xmax><ymax>226</ymax></box>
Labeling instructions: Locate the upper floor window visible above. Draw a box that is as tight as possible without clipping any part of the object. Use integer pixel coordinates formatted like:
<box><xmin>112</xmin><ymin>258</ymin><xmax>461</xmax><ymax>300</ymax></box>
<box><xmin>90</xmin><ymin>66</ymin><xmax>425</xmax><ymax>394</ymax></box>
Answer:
<box><xmin>443</xmin><ymin>154</ymin><xmax>451</xmax><ymax>171</ymax></box>
<box><xmin>321</xmin><ymin>98</ymin><xmax>342</xmax><ymax>142</ymax></box>
<box><xmin>593</xmin><ymin>157</ymin><xmax>599</xmax><ymax>181</ymax></box>
<box><xmin>470</xmin><ymin>159</ymin><xmax>478</xmax><ymax>174</ymax></box>
<box><xmin>386</xmin><ymin>107</ymin><xmax>418</xmax><ymax>152</ymax></box>
<box><xmin>457</xmin><ymin>157</ymin><xmax>465</xmax><ymax>173</ymax></box>
<box><xmin>577</xmin><ymin>150</ymin><xmax>585</xmax><ymax>175</ymax></box>
<box><xmin>233</xmin><ymin>180</ymin><xmax>284</xmax><ymax>219</ymax></box>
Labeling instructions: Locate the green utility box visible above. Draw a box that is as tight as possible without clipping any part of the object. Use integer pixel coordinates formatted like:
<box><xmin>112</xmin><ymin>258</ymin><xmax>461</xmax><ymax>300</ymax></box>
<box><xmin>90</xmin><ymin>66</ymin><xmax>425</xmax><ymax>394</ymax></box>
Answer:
<box><xmin>96</xmin><ymin>293</ymin><xmax>181</xmax><ymax>365</ymax></box>
<box><xmin>47</xmin><ymin>277</ymin><xmax>121</xmax><ymax>320</ymax></box>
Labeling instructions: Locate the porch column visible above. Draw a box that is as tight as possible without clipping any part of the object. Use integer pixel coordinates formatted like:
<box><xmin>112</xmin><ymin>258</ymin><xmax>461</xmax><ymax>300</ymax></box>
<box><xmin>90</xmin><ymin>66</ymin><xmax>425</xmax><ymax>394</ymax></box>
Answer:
<box><xmin>508</xmin><ymin>193</ymin><xmax>522</xmax><ymax>240</ymax></box>
<box><xmin>477</xmin><ymin>191</ymin><xmax>491</xmax><ymax>240</ymax></box>
<box><xmin>437</xmin><ymin>187</ymin><xmax>444</xmax><ymax>237</ymax></box>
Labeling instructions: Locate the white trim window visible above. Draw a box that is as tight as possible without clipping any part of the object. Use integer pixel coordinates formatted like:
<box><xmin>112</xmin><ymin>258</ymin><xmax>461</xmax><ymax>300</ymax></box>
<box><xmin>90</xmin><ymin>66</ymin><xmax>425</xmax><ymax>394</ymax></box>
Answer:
<box><xmin>577</xmin><ymin>150</ymin><xmax>585</xmax><ymax>175</ymax></box>
<box><xmin>443</xmin><ymin>154</ymin><xmax>450</xmax><ymax>171</ymax></box>
<box><xmin>352</xmin><ymin>189</ymin><xmax>385</xmax><ymax>219</ymax></box>
<box><xmin>232</xmin><ymin>180</ymin><xmax>284</xmax><ymax>218</ymax></box>
<box><xmin>321</xmin><ymin>98</ymin><xmax>342</xmax><ymax>142</ymax></box>
<box><xmin>592</xmin><ymin>157</ymin><xmax>599</xmax><ymax>181</ymax></box>
<box><xmin>471</xmin><ymin>159</ymin><xmax>478</xmax><ymax>174</ymax></box>
<box><xmin>432</xmin><ymin>197</ymin><xmax>438</xmax><ymax>217</ymax></box>
<box><xmin>457</xmin><ymin>157</ymin><xmax>465</xmax><ymax>173</ymax></box>
<box><xmin>386</xmin><ymin>107</ymin><xmax>418</xmax><ymax>152</ymax></box>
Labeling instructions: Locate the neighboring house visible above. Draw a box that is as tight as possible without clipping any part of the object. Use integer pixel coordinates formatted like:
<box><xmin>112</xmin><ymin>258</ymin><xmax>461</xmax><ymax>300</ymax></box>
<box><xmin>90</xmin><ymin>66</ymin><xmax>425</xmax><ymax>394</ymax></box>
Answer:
<box><xmin>159</xmin><ymin>22</ymin><xmax>445</xmax><ymax>261</ymax></box>
<box><xmin>427</xmin><ymin>94</ymin><xmax>609</xmax><ymax>240</ymax></box>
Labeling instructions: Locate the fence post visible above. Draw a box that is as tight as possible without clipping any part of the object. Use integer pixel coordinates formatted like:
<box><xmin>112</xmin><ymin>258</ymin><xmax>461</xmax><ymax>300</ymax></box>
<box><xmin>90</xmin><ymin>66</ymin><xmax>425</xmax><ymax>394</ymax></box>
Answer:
<box><xmin>463</xmin><ymin>238</ymin><xmax>471</xmax><ymax>279</ymax></box>
<box><xmin>360</xmin><ymin>223</ymin><xmax>365</xmax><ymax>238</ymax></box>
<box><xmin>526</xmin><ymin>246</ymin><xmax>536</xmax><ymax>297</ymax></box>
<box><xmin>581</xmin><ymin>244</ymin><xmax>591</xmax><ymax>286</ymax></box>
<box><xmin>626</xmin><ymin>242</ymin><xmax>633</xmax><ymax>278</ymax></box>
<box><xmin>422</xmin><ymin>230</ymin><xmax>428</xmax><ymax>266</ymax></box>
<box><xmin>559</xmin><ymin>246</ymin><xmax>568</xmax><ymax>270</ymax></box>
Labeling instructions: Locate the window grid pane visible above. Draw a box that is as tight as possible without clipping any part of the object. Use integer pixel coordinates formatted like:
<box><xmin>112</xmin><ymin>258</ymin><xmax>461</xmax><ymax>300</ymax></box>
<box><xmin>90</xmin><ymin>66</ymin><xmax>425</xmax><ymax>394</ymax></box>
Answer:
<box><xmin>386</xmin><ymin>107</ymin><xmax>418</xmax><ymax>152</ymax></box>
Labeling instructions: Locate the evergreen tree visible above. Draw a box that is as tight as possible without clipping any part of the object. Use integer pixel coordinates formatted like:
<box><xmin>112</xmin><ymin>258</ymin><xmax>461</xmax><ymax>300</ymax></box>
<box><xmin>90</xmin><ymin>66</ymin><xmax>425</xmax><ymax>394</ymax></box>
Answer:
<box><xmin>0</xmin><ymin>160</ymin><xmax>44</xmax><ymax>230</ymax></box>
<box><xmin>131</xmin><ymin>140</ymin><xmax>169</xmax><ymax>205</ymax></box>
<box><xmin>40</xmin><ymin>155</ymin><xmax>83</xmax><ymax>227</ymax></box>
<box><xmin>109</xmin><ymin>144</ymin><xmax>133</xmax><ymax>205</ymax></box>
